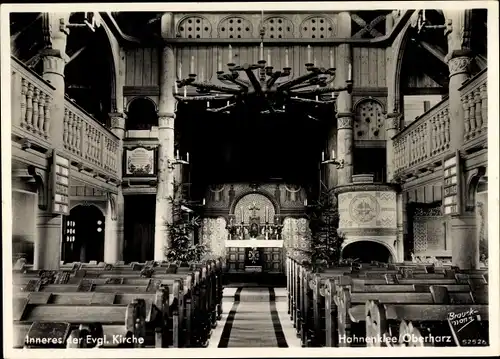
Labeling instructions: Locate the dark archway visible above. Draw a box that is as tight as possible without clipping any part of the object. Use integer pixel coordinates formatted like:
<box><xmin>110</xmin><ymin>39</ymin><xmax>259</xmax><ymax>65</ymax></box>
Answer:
<box><xmin>126</xmin><ymin>97</ymin><xmax>158</xmax><ymax>130</ymax></box>
<box><xmin>62</xmin><ymin>205</ymin><xmax>105</xmax><ymax>263</ymax></box>
<box><xmin>342</xmin><ymin>241</ymin><xmax>393</xmax><ymax>263</ymax></box>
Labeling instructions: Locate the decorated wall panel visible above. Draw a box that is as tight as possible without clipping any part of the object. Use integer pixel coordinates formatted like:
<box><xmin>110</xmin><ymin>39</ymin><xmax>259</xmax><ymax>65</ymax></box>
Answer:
<box><xmin>282</xmin><ymin>217</ymin><xmax>310</xmax><ymax>251</ymax></box>
<box><xmin>338</xmin><ymin>191</ymin><xmax>397</xmax><ymax>231</ymax></box>
<box><xmin>204</xmin><ymin>183</ymin><xmax>307</xmax><ymax>211</ymax></box>
<box><xmin>412</xmin><ymin>206</ymin><xmax>446</xmax><ymax>255</ymax></box>
<box><xmin>199</xmin><ymin>217</ymin><xmax>228</xmax><ymax>257</ymax></box>
<box><xmin>234</xmin><ymin>193</ymin><xmax>275</xmax><ymax>223</ymax></box>
<box><xmin>353</xmin><ymin>99</ymin><xmax>386</xmax><ymax>141</ymax></box>
<box><xmin>125</xmin><ymin>48</ymin><xmax>160</xmax><ymax>86</ymax></box>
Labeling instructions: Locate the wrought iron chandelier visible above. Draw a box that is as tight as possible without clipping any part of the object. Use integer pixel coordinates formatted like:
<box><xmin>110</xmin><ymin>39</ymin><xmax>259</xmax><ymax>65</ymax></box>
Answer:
<box><xmin>175</xmin><ymin>14</ymin><xmax>353</xmax><ymax>115</ymax></box>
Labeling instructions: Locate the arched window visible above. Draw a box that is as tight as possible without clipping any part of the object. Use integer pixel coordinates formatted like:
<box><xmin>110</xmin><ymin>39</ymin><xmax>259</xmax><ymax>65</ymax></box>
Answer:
<box><xmin>126</xmin><ymin>98</ymin><xmax>158</xmax><ymax>130</ymax></box>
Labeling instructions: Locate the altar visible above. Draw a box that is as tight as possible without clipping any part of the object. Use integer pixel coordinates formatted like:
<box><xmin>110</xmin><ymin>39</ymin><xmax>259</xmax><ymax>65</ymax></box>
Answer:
<box><xmin>224</xmin><ymin>199</ymin><xmax>285</xmax><ymax>272</ymax></box>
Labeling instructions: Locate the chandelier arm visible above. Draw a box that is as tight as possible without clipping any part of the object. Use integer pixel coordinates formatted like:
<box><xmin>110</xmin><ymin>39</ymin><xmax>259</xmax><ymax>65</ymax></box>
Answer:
<box><xmin>266</xmin><ymin>71</ymin><xmax>282</xmax><ymax>89</ymax></box>
<box><xmin>291</xmin><ymin>81</ymin><xmax>353</xmax><ymax>96</ymax></box>
<box><xmin>187</xmin><ymin>81</ymin><xmax>243</xmax><ymax>95</ymax></box>
<box><xmin>290</xmin><ymin>97</ymin><xmax>336</xmax><ymax>105</ymax></box>
<box><xmin>276</xmin><ymin>71</ymin><xmax>318</xmax><ymax>92</ymax></box>
<box><xmin>243</xmin><ymin>68</ymin><xmax>264</xmax><ymax>96</ymax></box>
<box><xmin>223</xmin><ymin>77</ymin><xmax>250</xmax><ymax>90</ymax></box>
<box><xmin>206</xmin><ymin>103</ymin><xmax>237</xmax><ymax>113</ymax></box>
<box><xmin>287</xmin><ymin>82</ymin><xmax>318</xmax><ymax>91</ymax></box>
<box><xmin>174</xmin><ymin>94</ymin><xmax>235</xmax><ymax>101</ymax></box>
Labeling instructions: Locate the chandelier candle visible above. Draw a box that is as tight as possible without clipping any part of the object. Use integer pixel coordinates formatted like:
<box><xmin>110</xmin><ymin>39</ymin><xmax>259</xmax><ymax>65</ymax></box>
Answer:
<box><xmin>285</xmin><ymin>48</ymin><xmax>289</xmax><ymax>68</ymax></box>
<box><xmin>190</xmin><ymin>56</ymin><xmax>195</xmax><ymax>75</ymax></box>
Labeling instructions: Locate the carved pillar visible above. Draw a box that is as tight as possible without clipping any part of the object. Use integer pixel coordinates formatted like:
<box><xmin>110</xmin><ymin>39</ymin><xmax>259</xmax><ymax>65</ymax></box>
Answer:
<box><xmin>385</xmin><ymin>112</ymin><xmax>401</xmax><ymax>182</ymax></box>
<box><xmin>103</xmin><ymin>114</ymin><xmax>126</xmax><ymax>263</ymax></box>
<box><xmin>336</xmin><ymin>12</ymin><xmax>354</xmax><ymax>186</ymax></box>
<box><xmin>154</xmin><ymin>13</ymin><xmax>177</xmax><ymax>261</ymax></box>
<box><xmin>444</xmin><ymin>10</ymin><xmax>477</xmax><ymax>269</ymax></box>
<box><xmin>41</xmin><ymin>13</ymin><xmax>70</xmax><ymax>149</ymax></box>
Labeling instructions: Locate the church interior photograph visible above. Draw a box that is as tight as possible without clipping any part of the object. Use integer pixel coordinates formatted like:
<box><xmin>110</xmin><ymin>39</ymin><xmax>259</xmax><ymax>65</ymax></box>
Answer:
<box><xmin>5</xmin><ymin>4</ymin><xmax>493</xmax><ymax>351</ymax></box>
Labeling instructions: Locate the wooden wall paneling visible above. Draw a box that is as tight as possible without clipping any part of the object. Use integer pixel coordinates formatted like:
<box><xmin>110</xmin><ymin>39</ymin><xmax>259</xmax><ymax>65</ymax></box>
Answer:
<box><xmin>143</xmin><ymin>48</ymin><xmax>151</xmax><ymax>86</ymax></box>
<box><xmin>377</xmin><ymin>48</ymin><xmax>386</xmax><ymax>86</ymax></box>
<box><xmin>125</xmin><ymin>49</ymin><xmax>135</xmax><ymax>86</ymax></box>
<box><xmin>134</xmin><ymin>49</ymin><xmax>143</xmax><ymax>86</ymax></box>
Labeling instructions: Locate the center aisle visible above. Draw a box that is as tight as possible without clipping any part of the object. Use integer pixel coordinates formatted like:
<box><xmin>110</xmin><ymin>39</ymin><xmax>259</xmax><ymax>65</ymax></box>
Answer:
<box><xmin>210</xmin><ymin>287</ymin><xmax>301</xmax><ymax>348</ymax></box>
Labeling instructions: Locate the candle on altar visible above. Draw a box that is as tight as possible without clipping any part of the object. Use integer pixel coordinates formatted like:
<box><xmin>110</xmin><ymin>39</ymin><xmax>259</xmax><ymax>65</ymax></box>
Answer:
<box><xmin>307</xmin><ymin>45</ymin><xmax>312</xmax><ymax>63</ymax></box>
<box><xmin>267</xmin><ymin>49</ymin><xmax>271</xmax><ymax>67</ymax></box>
<box><xmin>348</xmin><ymin>63</ymin><xmax>352</xmax><ymax>81</ymax></box>
<box><xmin>207</xmin><ymin>101</ymin><xmax>210</xmax><ymax>108</ymax></box>
<box><xmin>202</xmin><ymin>198</ymin><xmax>206</xmax><ymax>205</ymax></box>
<box><xmin>285</xmin><ymin>48</ymin><xmax>289</xmax><ymax>67</ymax></box>
<box><xmin>183</xmin><ymin>86</ymin><xmax>187</xmax><ymax>98</ymax></box>
<box><xmin>190</xmin><ymin>56</ymin><xmax>195</xmax><ymax>74</ymax></box>
<box><xmin>322</xmin><ymin>151</ymin><xmax>325</xmax><ymax>162</ymax></box>
<box><xmin>304</xmin><ymin>199</ymin><xmax>308</xmax><ymax>207</ymax></box>
<box><xmin>260</xmin><ymin>42</ymin><xmax>264</xmax><ymax>61</ymax></box>
<box><xmin>228</xmin><ymin>44</ymin><xmax>233</xmax><ymax>63</ymax></box>
<box><xmin>332</xmin><ymin>150</ymin><xmax>336</xmax><ymax>159</ymax></box>
<box><xmin>186</xmin><ymin>152</ymin><xmax>190</xmax><ymax>162</ymax></box>
<box><xmin>176</xmin><ymin>150</ymin><xmax>180</xmax><ymax>159</ymax></box>
<box><xmin>227</xmin><ymin>100</ymin><xmax>230</xmax><ymax>106</ymax></box>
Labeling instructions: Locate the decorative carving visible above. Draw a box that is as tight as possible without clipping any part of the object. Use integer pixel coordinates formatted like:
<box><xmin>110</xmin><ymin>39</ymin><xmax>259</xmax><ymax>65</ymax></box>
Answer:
<box><xmin>354</xmin><ymin>99</ymin><xmax>386</xmax><ymax>140</ymax></box>
<box><xmin>263</xmin><ymin>16</ymin><xmax>294</xmax><ymax>39</ymax></box>
<box><xmin>351</xmin><ymin>14</ymin><xmax>386</xmax><ymax>39</ymax></box>
<box><xmin>218</xmin><ymin>16</ymin><xmax>253</xmax><ymax>39</ymax></box>
<box><xmin>107</xmin><ymin>193</ymin><xmax>117</xmax><ymax>221</ymax></box>
<box><xmin>385</xmin><ymin>112</ymin><xmax>401</xmax><ymax>131</ymax></box>
<box><xmin>27</xmin><ymin>165</ymin><xmax>48</xmax><ymax>210</ymax></box>
<box><xmin>334</xmin><ymin>183</ymin><xmax>399</xmax><ymax>195</ymax></box>
<box><xmin>110</xmin><ymin>113</ymin><xmax>126</xmax><ymax>130</ymax></box>
<box><xmin>349</xmin><ymin>194</ymin><xmax>380</xmax><ymax>224</ymax></box>
<box><xmin>177</xmin><ymin>15</ymin><xmax>212</xmax><ymax>38</ymax></box>
<box><xmin>447</xmin><ymin>56</ymin><xmax>472</xmax><ymax>77</ymax></box>
<box><xmin>337</xmin><ymin>116</ymin><xmax>353</xmax><ymax>129</ymax></box>
<box><xmin>299</xmin><ymin>15</ymin><xmax>336</xmax><ymax>38</ymax></box>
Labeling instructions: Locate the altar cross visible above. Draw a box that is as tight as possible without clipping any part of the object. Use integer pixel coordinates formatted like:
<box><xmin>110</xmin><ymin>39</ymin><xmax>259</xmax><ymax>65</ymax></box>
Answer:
<box><xmin>248</xmin><ymin>202</ymin><xmax>260</xmax><ymax>218</ymax></box>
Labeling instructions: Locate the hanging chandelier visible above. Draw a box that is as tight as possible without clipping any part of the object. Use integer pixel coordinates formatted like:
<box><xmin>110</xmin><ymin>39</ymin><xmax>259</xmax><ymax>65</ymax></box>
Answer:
<box><xmin>174</xmin><ymin>13</ymin><xmax>353</xmax><ymax>115</ymax></box>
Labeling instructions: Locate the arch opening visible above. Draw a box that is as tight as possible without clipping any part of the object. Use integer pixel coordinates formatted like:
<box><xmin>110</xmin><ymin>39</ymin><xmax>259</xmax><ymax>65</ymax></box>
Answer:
<box><xmin>126</xmin><ymin>98</ymin><xmax>158</xmax><ymax>130</ymax></box>
<box><xmin>62</xmin><ymin>205</ymin><xmax>105</xmax><ymax>263</ymax></box>
<box><xmin>342</xmin><ymin>240</ymin><xmax>393</xmax><ymax>263</ymax></box>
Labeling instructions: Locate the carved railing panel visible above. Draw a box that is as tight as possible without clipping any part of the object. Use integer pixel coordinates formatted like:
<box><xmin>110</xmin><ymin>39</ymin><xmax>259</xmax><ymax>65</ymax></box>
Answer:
<box><xmin>64</xmin><ymin>100</ymin><xmax>120</xmax><ymax>177</ymax></box>
<box><xmin>11</xmin><ymin>56</ymin><xmax>54</xmax><ymax>147</ymax></box>
<box><xmin>461</xmin><ymin>69</ymin><xmax>487</xmax><ymax>147</ymax></box>
<box><xmin>393</xmin><ymin>99</ymin><xmax>450</xmax><ymax>174</ymax></box>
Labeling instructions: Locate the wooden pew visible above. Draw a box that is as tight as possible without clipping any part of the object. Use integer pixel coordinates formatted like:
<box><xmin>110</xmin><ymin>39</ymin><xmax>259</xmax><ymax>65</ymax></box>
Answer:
<box><xmin>360</xmin><ymin>299</ymin><xmax>489</xmax><ymax>347</ymax></box>
<box><xmin>286</xmin><ymin>256</ymin><xmax>489</xmax><ymax>348</ymax></box>
<box><xmin>14</xmin><ymin>298</ymin><xmax>146</xmax><ymax>348</ymax></box>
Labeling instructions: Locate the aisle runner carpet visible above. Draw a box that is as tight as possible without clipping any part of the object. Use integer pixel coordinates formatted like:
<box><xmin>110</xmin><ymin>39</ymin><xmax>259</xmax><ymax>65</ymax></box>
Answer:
<box><xmin>218</xmin><ymin>287</ymin><xmax>288</xmax><ymax>347</ymax></box>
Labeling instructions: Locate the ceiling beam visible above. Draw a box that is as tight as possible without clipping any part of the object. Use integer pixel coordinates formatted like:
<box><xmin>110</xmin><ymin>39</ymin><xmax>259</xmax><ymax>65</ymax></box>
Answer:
<box><xmin>67</xmin><ymin>46</ymin><xmax>87</xmax><ymax>64</ymax></box>
<box><xmin>11</xmin><ymin>14</ymin><xmax>42</xmax><ymax>42</ymax></box>
<box><xmin>416</xmin><ymin>40</ymin><xmax>447</xmax><ymax>64</ymax></box>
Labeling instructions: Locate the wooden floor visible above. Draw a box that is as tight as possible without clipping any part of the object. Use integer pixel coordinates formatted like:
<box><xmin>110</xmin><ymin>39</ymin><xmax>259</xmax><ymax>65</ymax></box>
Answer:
<box><xmin>209</xmin><ymin>287</ymin><xmax>302</xmax><ymax>348</ymax></box>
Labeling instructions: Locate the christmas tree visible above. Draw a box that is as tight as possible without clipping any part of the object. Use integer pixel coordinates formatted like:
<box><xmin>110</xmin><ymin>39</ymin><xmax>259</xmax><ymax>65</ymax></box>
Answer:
<box><xmin>164</xmin><ymin>180</ymin><xmax>206</xmax><ymax>264</ymax></box>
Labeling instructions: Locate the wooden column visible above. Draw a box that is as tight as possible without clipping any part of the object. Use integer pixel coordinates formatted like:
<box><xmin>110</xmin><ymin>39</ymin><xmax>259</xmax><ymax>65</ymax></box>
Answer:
<box><xmin>335</xmin><ymin>12</ymin><xmax>353</xmax><ymax>186</ymax></box>
<box><xmin>104</xmin><ymin>113</ymin><xmax>126</xmax><ymax>263</ymax></box>
<box><xmin>154</xmin><ymin>13</ymin><xmax>177</xmax><ymax>261</ymax></box>
<box><xmin>33</xmin><ymin>13</ymin><xmax>70</xmax><ymax>270</ymax></box>
<box><xmin>385</xmin><ymin>112</ymin><xmax>401</xmax><ymax>181</ymax></box>
<box><xmin>444</xmin><ymin>10</ymin><xmax>478</xmax><ymax>269</ymax></box>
